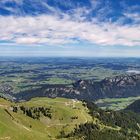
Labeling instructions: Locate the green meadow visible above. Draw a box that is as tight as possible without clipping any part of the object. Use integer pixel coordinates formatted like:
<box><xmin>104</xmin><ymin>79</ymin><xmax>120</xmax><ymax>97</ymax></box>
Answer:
<box><xmin>0</xmin><ymin>97</ymin><xmax>92</xmax><ymax>140</ymax></box>
<box><xmin>95</xmin><ymin>96</ymin><xmax>140</xmax><ymax>110</ymax></box>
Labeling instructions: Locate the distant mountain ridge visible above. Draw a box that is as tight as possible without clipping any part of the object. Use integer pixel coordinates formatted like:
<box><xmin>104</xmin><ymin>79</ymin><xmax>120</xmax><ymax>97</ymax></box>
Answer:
<box><xmin>13</xmin><ymin>74</ymin><xmax>140</xmax><ymax>101</ymax></box>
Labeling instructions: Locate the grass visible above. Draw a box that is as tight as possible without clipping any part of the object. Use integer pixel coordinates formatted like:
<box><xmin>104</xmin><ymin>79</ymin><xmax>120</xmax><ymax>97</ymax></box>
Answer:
<box><xmin>0</xmin><ymin>96</ymin><xmax>135</xmax><ymax>139</ymax></box>
<box><xmin>95</xmin><ymin>96</ymin><xmax>140</xmax><ymax>110</ymax></box>
<box><xmin>0</xmin><ymin>97</ymin><xmax>92</xmax><ymax>140</ymax></box>
<box><xmin>45</xmin><ymin>77</ymin><xmax>74</xmax><ymax>84</ymax></box>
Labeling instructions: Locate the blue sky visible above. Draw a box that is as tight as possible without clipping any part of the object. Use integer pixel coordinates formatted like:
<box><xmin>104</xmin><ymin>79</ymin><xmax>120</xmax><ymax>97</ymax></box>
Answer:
<box><xmin>0</xmin><ymin>0</ymin><xmax>140</xmax><ymax>57</ymax></box>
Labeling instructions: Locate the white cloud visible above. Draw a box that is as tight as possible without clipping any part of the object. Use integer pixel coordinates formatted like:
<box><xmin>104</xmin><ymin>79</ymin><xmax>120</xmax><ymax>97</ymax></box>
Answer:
<box><xmin>0</xmin><ymin>13</ymin><xmax>140</xmax><ymax>47</ymax></box>
<box><xmin>124</xmin><ymin>13</ymin><xmax>140</xmax><ymax>23</ymax></box>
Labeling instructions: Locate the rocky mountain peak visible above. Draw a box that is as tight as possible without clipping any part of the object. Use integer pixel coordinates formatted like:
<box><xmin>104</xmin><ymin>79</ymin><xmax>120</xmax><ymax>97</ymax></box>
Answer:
<box><xmin>102</xmin><ymin>74</ymin><xmax>140</xmax><ymax>87</ymax></box>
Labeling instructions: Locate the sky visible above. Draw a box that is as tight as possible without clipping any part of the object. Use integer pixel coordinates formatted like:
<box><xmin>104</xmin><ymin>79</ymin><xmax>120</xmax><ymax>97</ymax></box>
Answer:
<box><xmin>0</xmin><ymin>0</ymin><xmax>140</xmax><ymax>57</ymax></box>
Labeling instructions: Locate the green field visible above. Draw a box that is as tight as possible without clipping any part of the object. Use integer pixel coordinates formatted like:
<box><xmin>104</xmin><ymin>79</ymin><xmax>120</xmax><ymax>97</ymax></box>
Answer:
<box><xmin>1</xmin><ymin>97</ymin><xmax>140</xmax><ymax>139</ymax></box>
<box><xmin>0</xmin><ymin>97</ymin><xmax>92</xmax><ymax>140</ymax></box>
<box><xmin>95</xmin><ymin>96</ymin><xmax>140</xmax><ymax>110</ymax></box>
<box><xmin>0</xmin><ymin>59</ymin><xmax>124</xmax><ymax>96</ymax></box>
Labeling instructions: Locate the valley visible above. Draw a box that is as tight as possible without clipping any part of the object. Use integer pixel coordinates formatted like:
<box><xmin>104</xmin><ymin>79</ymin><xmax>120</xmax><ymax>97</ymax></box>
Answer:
<box><xmin>0</xmin><ymin>57</ymin><xmax>140</xmax><ymax>139</ymax></box>
<box><xmin>0</xmin><ymin>0</ymin><xmax>140</xmax><ymax>139</ymax></box>
<box><xmin>0</xmin><ymin>57</ymin><xmax>140</xmax><ymax>103</ymax></box>
<box><xmin>95</xmin><ymin>96</ymin><xmax>140</xmax><ymax>110</ymax></box>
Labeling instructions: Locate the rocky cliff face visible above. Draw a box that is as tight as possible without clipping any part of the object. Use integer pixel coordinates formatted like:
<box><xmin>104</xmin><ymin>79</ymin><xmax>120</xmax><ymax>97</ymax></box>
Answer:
<box><xmin>96</xmin><ymin>74</ymin><xmax>140</xmax><ymax>98</ymax></box>
<box><xmin>15</xmin><ymin>74</ymin><xmax>140</xmax><ymax>101</ymax></box>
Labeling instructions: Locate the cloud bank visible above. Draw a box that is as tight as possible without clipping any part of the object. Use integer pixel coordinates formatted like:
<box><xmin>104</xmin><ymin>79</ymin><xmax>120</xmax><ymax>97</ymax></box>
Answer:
<box><xmin>0</xmin><ymin>14</ymin><xmax>140</xmax><ymax>47</ymax></box>
<box><xmin>0</xmin><ymin>0</ymin><xmax>140</xmax><ymax>57</ymax></box>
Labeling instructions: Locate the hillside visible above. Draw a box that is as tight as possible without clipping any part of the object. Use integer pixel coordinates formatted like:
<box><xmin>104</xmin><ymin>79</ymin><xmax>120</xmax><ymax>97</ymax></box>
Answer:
<box><xmin>1</xmin><ymin>97</ymin><xmax>140</xmax><ymax>140</ymax></box>
<box><xmin>0</xmin><ymin>97</ymin><xmax>92</xmax><ymax>140</ymax></box>
<box><xmin>62</xmin><ymin>101</ymin><xmax>140</xmax><ymax>140</ymax></box>
<box><xmin>125</xmin><ymin>99</ymin><xmax>140</xmax><ymax>113</ymax></box>
<box><xmin>12</xmin><ymin>74</ymin><xmax>140</xmax><ymax>101</ymax></box>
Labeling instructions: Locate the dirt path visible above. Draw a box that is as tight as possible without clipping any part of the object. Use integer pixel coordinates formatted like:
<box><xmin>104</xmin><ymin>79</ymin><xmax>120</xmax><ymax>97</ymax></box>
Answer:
<box><xmin>81</xmin><ymin>110</ymin><xmax>88</xmax><ymax>123</ymax></box>
<box><xmin>0</xmin><ymin>137</ymin><xmax>11</xmax><ymax>140</ymax></box>
<box><xmin>13</xmin><ymin>120</ymin><xmax>31</xmax><ymax>132</ymax></box>
<box><xmin>0</xmin><ymin>104</ymin><xmax>7</xmax><ymax>108</ymax></box>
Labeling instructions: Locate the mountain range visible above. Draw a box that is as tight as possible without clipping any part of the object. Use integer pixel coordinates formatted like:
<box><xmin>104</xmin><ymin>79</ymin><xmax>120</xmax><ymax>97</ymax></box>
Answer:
<box><xmin>12</xmin><ymin>74</ymin><xmax>140</xmax><ymax>101</ymax></box>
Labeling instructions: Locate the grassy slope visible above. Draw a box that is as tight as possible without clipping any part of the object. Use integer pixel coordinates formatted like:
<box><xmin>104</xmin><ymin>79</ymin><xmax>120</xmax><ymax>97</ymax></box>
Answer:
<box><xmin>0</xmin><ymin>97</ymin><xmax>92</xmax><ymax>140</ymax></box>
<box><xmin>1</xmin><ymin>97</ymin><xmax>136</xmax><ymax>140</ymax></box>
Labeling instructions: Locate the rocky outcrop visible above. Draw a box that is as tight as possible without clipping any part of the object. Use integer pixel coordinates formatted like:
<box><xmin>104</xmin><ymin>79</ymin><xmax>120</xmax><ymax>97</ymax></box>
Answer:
<box><xmin>14</xmin><ymin>74</ymin><xmax>140</xmax><ymax>101</ymax></box>
<box><xmin>0</xmin><ymin>84</ymin><xmax>13</xmax><ymax>94</ymax></box>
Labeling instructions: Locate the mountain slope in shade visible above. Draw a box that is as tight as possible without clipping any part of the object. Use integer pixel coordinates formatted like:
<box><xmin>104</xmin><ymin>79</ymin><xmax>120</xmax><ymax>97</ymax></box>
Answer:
<box><xmin>125</xmin><ymin>99</ymin><xmax>140</xmax><ymax>113</ymax></box>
